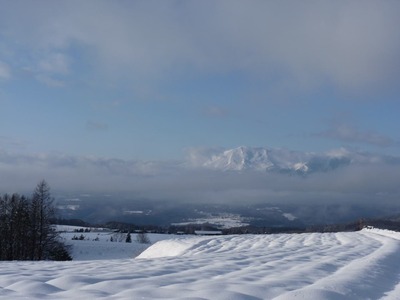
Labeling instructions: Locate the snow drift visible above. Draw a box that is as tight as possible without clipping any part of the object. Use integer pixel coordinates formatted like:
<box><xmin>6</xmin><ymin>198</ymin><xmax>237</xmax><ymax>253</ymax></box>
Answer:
<box><xmin>1</xmin><ymin>229</ymin><xmax>399</xmax><ymax>299</ymax></box>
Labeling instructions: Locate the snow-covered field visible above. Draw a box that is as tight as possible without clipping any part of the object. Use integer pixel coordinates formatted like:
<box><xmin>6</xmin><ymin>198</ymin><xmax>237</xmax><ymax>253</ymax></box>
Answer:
<box><xmin>57</xmin><ymin>226</ymin><xmax>170</xmax><ymax>260</ymax></box>
<box><xmin>0</xmin><ymin>228</ymin><xmax>400</xmax><ymax>299</ymax></box>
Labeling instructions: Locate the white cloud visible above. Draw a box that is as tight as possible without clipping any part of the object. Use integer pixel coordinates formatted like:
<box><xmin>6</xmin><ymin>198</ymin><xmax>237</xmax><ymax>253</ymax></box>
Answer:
<box><xmin>35</xmin><ymin>74</ymin><xmax>66</xmax><ymax>88</ymax></box>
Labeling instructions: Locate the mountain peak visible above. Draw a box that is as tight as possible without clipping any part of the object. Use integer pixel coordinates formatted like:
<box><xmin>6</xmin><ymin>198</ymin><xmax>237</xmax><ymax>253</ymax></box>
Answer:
<box><xmin>203</xmin><ymin>146</ymin><xmax>274</xmax><ymax>171</ymax></box>
<box><xmin>189</xmin><ymin>146</ymin><xmax>360</xmax><ymax>173</ymax></box>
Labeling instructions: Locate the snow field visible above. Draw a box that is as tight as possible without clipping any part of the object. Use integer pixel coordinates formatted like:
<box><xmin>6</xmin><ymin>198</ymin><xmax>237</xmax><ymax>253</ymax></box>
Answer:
<box><xmin>0</xmin><ymin>229</ymin><xmax>399</xmax><ymax>299</ymax></box>
<box><xmin>60</xmin><ymin>230</ymin><xmax>168</xmax><ymax>260</ymax></box>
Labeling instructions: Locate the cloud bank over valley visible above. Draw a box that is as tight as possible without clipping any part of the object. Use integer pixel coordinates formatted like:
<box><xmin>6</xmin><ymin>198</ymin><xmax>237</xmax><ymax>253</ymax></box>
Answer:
<box><xmin>1</xmin><ymin>147</ymin><xmax>399</xmax><ymax>211</ymax></box>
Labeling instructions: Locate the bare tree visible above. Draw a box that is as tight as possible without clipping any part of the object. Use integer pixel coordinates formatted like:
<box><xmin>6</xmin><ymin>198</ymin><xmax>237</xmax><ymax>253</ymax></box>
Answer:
<box><xmin>0</xmin><ymin>194</ymin><xmax>30</xmax><ymax>260</ymax></box>
<box><xmin>136</xmin><ymin>232</ymin><xmax>150</xmax><ymax>244</ymax></box>
<box><xmin>30</xmin><ymin>180</ymin><xmax>56</xmax><ymax>259</ymax></box>
<box><xmin>29</xmin><ymin>180</ymin><xmax>67</xmax><ymax>260</ymax></box>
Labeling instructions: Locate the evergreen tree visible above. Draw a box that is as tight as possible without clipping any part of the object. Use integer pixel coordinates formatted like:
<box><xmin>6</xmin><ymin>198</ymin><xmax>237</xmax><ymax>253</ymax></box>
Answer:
<box><xmin>126</xmin><ymin>232</ymin><xmax>132</xmax><ymax>243</ymax></box>
<box><xmin>0</xmin><ymin>180</ymin><xmax>71</xmax><ymax>261</ymax></box>
<box><xmin>9</xmin><ymin>194</ymin><xmax>30</xmax><ymax>260</ymax></box>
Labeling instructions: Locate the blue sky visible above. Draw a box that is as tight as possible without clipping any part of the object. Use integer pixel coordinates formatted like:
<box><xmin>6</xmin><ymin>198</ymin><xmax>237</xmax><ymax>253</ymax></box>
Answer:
<box><xmin>0</xmin><ymin>1</ymin><xmax>400</xmax><ymax>194</ymax></box>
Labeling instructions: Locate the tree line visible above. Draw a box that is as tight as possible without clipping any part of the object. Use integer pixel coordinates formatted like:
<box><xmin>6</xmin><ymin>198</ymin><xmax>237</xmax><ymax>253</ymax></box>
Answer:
<box><xmin>0</xmin><ymin>180</ymin><xmax>71</xmax><ymax>261</ymax></box>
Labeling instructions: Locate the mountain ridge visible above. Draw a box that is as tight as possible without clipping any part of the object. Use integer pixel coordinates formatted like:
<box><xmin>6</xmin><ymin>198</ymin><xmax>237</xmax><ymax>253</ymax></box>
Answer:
<box><xmin>188</xmin><ymin>146</ymin><xmax>379</xmax><ymax>173</ymax></box>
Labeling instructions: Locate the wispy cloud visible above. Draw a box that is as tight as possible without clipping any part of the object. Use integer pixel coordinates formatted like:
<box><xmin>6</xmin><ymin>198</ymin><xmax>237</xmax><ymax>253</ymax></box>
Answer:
<box><xmin>90</xmin><ymin>99</ymin><xmax>122</xmax><ymax>112</ymax></box>
<box><xmin>35</xmin><ymin>74</ymin><xmax>66</xmax><ymax>88</ymax></box>
<box><xmin>202</xmin><ymin>105</ymin><xmax>229</xmax><ymax>118</ymax></box>
<box><xmin>315</xmin><ymin>124</ymin><xmax>396</xmax><ymax>147</ymax></box>
<box><xmin>0</xmin><ymin>136</ymin><xmax>28</xmax><ymax>150</ymax></box>
<box><xmin>38</xmin><ymin>52</ymin><xmax>70</xmax><ymax>75</ymax></box>
<box><xmin>0</xmin><ymin>61</ymin><xmax>11</xmax><ymax>80</ymax></box>
<box><xmin>33</xmin><ymin>52</ymin><xmax>71</xmax><ymax>87</ymax></box>
<box><xmin>86</xmin><ymin>121</ymin><xmax>109</xmax><ymax>131</ymax></box>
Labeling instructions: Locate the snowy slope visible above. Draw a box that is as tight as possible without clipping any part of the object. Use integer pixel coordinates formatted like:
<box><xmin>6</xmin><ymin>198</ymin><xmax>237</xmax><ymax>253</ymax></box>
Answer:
<box><xmin>0</xmin><ymin>229</ymin><xmax>400</xmax><ymax>299</ymax></box>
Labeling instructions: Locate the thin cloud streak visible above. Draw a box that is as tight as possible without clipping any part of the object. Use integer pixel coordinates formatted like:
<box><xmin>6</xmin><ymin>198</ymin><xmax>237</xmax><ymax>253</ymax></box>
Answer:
<box><xmin>202</xmin><ymin>106</ymin><xmax>229</xmax><ymax>118</ymax></box>
<box><xmin>86</xmin><ymin>121</ymin><xmax>109</xmax><ymax>131</ymax></box>
<box><xmin>0</xmin><ymin>61</ymin><xmax>11</xmax><ymax>80</ymax></box>
<box><xmin>315</xmin><ymin>124</ymin><xmax>396</xmax><ymax>147</ymax></box>
<box><xmin>0</xmin><ymin>136</ymin><xmax>28</xmax><ymax>150</ymax></box>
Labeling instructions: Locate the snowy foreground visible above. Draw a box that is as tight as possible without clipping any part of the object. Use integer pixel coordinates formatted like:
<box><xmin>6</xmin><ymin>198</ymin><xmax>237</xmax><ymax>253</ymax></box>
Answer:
<box><xmin>1</xmin><ymin>228</ymin><xmax>400</xmax><ymax>299</ymax></box>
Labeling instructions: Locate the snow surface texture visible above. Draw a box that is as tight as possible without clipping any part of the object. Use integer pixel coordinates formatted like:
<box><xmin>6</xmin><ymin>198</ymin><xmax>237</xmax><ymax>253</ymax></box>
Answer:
<box><xmin>0</xmin><ymin>228</ymin><xmax>400</xmax><ymax>299</ymax></box>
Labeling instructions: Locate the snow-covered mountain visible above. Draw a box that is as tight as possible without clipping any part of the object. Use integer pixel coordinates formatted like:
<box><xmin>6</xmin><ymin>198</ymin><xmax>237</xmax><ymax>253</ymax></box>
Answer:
<box><xmin>187</xmin><ymin>146</ymin><xmax>372</xmax><ymax>173</ymax></box>
<box><xmin>203</xmin><ymin>146</ymin><xmax>274</xmax><ymax>171</ymax></box>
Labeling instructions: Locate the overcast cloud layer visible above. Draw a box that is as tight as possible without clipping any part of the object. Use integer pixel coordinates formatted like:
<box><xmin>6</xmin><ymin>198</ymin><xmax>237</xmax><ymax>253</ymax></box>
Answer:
<box><xmin>1</xmin><ymin>1</ymin><xmax>399</xmax><ymax>95</ymax></box>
